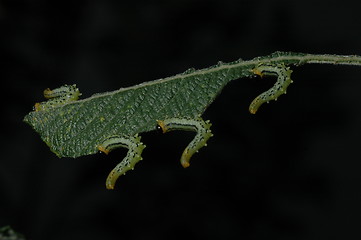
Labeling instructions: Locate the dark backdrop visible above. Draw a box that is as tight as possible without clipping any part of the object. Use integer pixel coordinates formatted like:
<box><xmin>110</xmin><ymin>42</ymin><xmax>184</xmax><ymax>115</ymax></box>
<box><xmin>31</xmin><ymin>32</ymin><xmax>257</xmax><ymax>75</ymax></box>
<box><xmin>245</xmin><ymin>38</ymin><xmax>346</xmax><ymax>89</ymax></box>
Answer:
<box><xmin>2</xmin><ymin>0</ymin><xmax>361</xmax><ymax>239</ymax></box>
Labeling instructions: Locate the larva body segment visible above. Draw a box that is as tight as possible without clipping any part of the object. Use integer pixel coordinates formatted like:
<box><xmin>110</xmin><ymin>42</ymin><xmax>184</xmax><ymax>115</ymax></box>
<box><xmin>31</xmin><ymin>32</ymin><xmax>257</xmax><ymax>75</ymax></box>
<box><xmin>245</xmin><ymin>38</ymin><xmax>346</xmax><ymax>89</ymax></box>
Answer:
<box><xmin>249</xmin><ymin>64</ymin><xmax>293</xmax><ymax>114</ymax></box>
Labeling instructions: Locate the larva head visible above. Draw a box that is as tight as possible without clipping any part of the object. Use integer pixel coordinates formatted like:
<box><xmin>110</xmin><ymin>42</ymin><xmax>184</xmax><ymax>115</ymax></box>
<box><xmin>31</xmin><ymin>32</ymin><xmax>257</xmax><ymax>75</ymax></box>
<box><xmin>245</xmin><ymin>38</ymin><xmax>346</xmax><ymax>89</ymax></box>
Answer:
<box><xmin>251</xmin><ymin>68</ymin><xmax>264</xmax><ymax>78</ymax></box>
<box><xmin>156</xmin><ymin>120</ymin><xmax>168</xmax><ymax>133</ymax></box>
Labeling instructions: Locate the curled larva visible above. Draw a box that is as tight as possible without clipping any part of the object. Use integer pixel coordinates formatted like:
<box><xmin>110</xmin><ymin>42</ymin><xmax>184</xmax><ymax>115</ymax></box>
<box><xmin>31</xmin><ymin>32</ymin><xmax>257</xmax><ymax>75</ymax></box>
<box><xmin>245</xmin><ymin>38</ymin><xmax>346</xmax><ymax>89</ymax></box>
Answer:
<box><xmin>249</xmin><ymin>64</ymin><xmax>293</xmax><ymax>114</ymax></box>
<box><xmin>157</xmin><ymin>117</ymin><xmax>213</xmax><ymax>168</ymax></box>
<box><xmin>35</xmin><ymin>84</ymin><xmax>81</xmax><ymax>111</ymax></box>
<box><xmin>97</xmin><ymin>134</ymin><xmax>146</xmax><ymax>189</ymax></box>
<box><xmin>43</xmin><ymin>84</ymin><xmax>79</xmax><ymax>99</ymax></box>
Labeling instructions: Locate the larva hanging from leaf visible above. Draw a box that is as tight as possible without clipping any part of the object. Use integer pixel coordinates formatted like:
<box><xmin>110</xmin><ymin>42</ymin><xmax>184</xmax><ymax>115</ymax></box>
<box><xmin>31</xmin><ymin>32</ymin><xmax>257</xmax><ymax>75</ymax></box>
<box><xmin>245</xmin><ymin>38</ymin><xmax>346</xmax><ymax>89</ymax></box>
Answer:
<box><xmin>97</xmin><ymin>134</ymin><xmax>146</xmax><ymax>189</ymax></box>
<box><xmin>157</xmin><ymin>117</ymin><xmax>213</xmax><ymax>168</ymax></box>
<box><xmin>249</xmin><ymin>63</ymin><xmax>293</xmax><ymax>114</ymax></box>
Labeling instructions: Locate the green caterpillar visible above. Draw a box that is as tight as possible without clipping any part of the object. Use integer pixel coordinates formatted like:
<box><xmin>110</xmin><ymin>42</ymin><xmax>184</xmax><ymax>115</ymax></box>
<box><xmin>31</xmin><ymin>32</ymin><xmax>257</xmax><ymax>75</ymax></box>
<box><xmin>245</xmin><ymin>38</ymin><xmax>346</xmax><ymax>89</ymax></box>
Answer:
<box><xmin>34</xmin><ymin>84</ymin><xmax>81</xmax><ymax>111</ymax></box>
<box><xmin>23</xmin><ymin>52</ymin><xmax>361</xmax><ymax>189</ymax></box>
<box><xmin>249</xmin><ymin>63</ymin><xmax>293</xmax><ymax>114</ymax></box>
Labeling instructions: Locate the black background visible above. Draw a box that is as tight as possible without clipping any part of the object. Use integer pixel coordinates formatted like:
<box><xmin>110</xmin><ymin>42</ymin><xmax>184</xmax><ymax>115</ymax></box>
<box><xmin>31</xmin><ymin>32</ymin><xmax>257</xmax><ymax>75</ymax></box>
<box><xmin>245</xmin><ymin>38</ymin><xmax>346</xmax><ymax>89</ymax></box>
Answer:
<box><xmin>2</xmin><ymin>0</ymin><xmax>361</xmax><ymax>239</ymax></box>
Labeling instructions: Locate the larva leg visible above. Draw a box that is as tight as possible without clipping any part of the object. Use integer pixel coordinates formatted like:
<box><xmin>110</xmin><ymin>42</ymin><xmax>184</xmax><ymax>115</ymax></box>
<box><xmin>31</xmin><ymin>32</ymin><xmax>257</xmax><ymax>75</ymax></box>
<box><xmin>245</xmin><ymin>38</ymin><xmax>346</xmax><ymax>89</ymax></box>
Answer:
<box><xmin>34</xmin><ymin>84</ymin><xmax>81</xmax><ymax>111</ymax></box>
<box><xmin>97</xmin><ymin>134</ymin><xmax>146</xmax><ymax>189</ymax></box>
<box><xmin>157</xmin><ymin>117</ymin><xmax>213</xmax><ymax>168</ymax></box>
<box><xmin>249</xmin><ymin>63</ymin><xmax>293</xmax><ymax>114</ymax></box>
